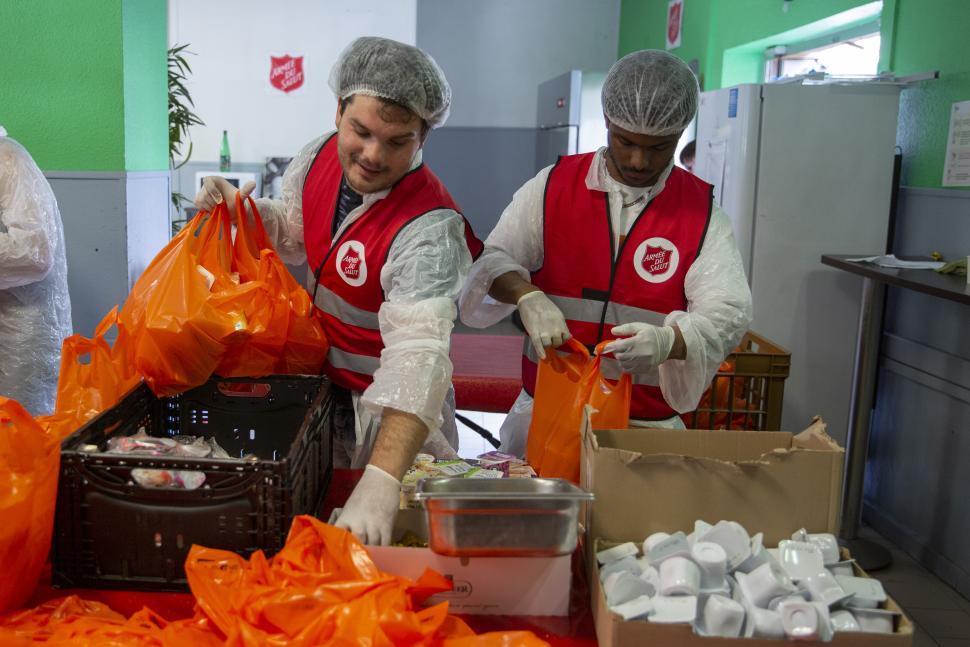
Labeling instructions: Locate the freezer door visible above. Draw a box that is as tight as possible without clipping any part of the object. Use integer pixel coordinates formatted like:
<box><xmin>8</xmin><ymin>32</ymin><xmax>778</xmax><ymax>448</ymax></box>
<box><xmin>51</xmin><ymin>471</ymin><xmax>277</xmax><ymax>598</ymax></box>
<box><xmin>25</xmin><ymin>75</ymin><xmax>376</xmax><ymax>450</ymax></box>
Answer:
<box><xmin>535</xmin><ymin>126</ymin><xmax>577</xmax><ymax>172</ymax></box>
<box><xmin>749</xmin><ymin>83</ymin><xmax>901</xmax><ymax>441</ymax></box>
<box><xmin>695</xmin><ymin>84</ymin><xmax>762</xmax><ymax>279</ymax></box>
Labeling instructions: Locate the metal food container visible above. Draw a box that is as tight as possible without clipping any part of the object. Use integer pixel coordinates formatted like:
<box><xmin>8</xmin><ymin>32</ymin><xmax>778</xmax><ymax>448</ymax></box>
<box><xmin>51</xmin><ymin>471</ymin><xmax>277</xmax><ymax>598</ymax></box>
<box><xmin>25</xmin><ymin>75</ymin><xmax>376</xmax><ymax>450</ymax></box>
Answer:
<box><xmin>414</xmin><ymin>477</ymin><xmax>594</xmax><ymax>557</ymax></box>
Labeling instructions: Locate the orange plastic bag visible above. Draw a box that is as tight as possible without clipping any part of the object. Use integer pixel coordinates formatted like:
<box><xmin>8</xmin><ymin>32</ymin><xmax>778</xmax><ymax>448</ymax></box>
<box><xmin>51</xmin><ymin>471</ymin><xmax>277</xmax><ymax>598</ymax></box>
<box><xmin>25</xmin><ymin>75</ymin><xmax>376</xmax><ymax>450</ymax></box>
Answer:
<box><xmin>164</xmin><ymin>515</ymin><xmax>547</xmax><ymax>646</ymax></box>
<box><xmin>682</xmin><ymin>359</ymin><xmax>754</xmax><ymax>430</ymax></box>
<box><xmin>215</xmin><ymin>194</ymin><xmax>329</xmax><ymax>377</ymax></box>
<box><xmin>0</xmin><ymin>398</ymin><xmax>61</xmax><ymax>613</ymax></box>
<box><xmin>118</xmin><ymin>199</ymin><xmax>328</xmax><ymax>396</ymax></box>
<box><xmin>0</xmin><ymin>596</ymin><xmax>168</xmax><ymax>646</ymax></box>
<box><xmin>527</xmin><ymin>339</ymin><xmax>631</xmax><ymax>483</ymax></box>
<box><xmin>118</xmin><ymin>206</ymin><xmax>247</xmax><ymax>395</ymax></box>
<box><xmin>40</xmin><ymin>307</ymin><xmax>141</xmax><ymax>439</ymax></box>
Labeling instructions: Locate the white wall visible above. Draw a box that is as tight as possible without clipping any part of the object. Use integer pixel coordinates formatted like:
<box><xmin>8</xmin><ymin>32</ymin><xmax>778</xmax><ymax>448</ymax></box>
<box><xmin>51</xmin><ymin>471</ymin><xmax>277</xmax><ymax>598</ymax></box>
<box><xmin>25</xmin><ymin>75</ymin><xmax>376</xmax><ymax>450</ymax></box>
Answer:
<box><xmin>168</xmin><ymin>0</ymin><xmax>417</xmax><ymax>164</ymax></box>
<box><xmin>416</xmin><ymin>0</ymin><xmax>621</xmax><ymax>128</ymax></box>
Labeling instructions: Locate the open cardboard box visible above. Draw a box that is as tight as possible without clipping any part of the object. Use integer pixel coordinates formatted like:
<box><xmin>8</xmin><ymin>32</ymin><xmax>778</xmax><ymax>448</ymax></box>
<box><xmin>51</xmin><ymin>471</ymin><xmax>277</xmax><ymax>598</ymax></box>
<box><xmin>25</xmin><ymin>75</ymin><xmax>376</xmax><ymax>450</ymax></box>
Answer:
<box><xmin>580</xmin><ymin>411</ymin><xmax>913</xmax><ymax>645</ymax></box>
<box><xmin>366</xmin><ymin>508</ymin><xmax>571</xmax><ymax>616</ymax></box>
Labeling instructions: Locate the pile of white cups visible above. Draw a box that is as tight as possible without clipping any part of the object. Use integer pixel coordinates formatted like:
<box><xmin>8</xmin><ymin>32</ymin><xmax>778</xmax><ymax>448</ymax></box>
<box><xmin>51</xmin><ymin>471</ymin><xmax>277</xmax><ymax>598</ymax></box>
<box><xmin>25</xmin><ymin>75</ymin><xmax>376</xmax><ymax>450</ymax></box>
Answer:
<box><xmin>597</xmin><ymin>521</ymin><xmax>901</xmax><ymax>640</ymax></box>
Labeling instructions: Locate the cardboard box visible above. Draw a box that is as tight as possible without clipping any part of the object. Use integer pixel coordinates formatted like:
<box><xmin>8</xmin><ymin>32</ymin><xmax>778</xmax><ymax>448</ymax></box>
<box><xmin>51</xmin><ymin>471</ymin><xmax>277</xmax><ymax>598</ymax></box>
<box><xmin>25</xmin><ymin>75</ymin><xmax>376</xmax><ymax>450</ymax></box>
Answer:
<box><xmin>591</xmin><ymin>541</ymin><xmax>913</xmax><ymax>646</ymax></box>
<box><xmin>581</xmin><ymin>413</ymin><xmax>912</xmax><ymax>645</ymax></box>
<box><xmin>581</xmin><ymin>414</ymin><xmax>845</xmax><ymax>547</ymax></box>
<box><xmin>366</xmin><ymin>509</ymin><xmax>571</xmax><ymax>616</ymax></box>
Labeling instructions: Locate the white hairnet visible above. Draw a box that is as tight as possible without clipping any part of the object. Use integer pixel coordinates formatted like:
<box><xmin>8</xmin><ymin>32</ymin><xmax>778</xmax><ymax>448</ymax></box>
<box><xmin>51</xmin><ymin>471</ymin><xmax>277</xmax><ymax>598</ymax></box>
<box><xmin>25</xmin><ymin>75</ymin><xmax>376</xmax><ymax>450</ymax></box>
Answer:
<box><xmin>329</xmin><ymin>37</ymin><xmax>452</xmax><ymax>129</ymax></box>
<box><xmin>0</xmin><ymin>136</ymin><xmax>73</xmax><ymax>415</ymax></box>
<box><xmin>602</xmin><ymin>50</ymin><xmax>699</xmax><ymax>136</ymax></box>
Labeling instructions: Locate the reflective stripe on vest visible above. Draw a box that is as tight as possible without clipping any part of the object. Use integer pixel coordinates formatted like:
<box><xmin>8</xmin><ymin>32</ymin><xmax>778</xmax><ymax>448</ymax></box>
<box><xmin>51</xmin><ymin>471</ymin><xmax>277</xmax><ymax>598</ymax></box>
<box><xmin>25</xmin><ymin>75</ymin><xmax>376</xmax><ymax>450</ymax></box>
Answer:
<box><xmin>523</xmin><ymin>153</ymin><xmax>713</xmax><ymax>420</ymax></box>
<box><xmin>522</xmin><ymin>339</ymin><xmax>660</xmax><ymax>387</ymax></box>
<box><xmin>545</xmin><ymin>294</ymin><xmax>667</xmax><ymax>328</ymax></box>
<box><xmin>313</xmin><ymin>283</ymin><xmax>380</xmax><ymax>330</ymax></box>
<box><xmin>301</xmin><ymin>135</ymin><xmax>483</xmax><ymax>392</ymax></box>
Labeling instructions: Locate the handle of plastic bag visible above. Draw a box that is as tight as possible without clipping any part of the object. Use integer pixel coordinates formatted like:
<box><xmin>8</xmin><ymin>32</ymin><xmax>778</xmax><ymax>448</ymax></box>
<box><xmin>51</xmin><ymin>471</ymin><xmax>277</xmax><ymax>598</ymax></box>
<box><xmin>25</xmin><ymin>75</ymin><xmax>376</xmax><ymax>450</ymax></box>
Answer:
<box><xmin>545</xmin><ymin>337</ymin><xmax>591</xmax><ymax>381</ymax></box>
<box><xmin>233</xmin><ymin>193</ymin><xmax>271</xmax><ymax>257</ymax></box>
<box><xmin>589</xmin><ymin>340</ymin><xmax>632</xmax><ymax>394</ymax></box>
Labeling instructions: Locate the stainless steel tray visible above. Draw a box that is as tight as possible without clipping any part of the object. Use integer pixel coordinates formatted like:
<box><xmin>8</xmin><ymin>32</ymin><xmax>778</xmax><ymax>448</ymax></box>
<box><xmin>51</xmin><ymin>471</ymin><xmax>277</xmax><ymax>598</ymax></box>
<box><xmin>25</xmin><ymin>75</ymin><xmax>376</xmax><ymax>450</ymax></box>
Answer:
<box><xmin>414</xmin><ymin>477</ymin><xmax>594</xmax><ymax>557</ymax></box>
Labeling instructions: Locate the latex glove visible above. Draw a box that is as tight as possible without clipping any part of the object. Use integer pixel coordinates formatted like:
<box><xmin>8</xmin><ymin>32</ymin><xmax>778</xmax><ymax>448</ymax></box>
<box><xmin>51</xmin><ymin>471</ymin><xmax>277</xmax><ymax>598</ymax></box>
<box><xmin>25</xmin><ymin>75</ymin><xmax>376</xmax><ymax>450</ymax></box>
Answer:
<box><xmin>517</xmin><ymin>290</ymin><xmax>570</xmax><ymax>360</ymax></box>
<box><xmin>332</xmin><ymin>464</ymin><xmax>400</xmax><ymax>546</ymax></box>
<box><xmin>193</xmin><ymin>176</ymin><xmax>256</xmax><ymax>222</ymax></box>
<box><xmin>603</xmin><ymin>323</ymin><xmax>676</xmax><ymax>374</ymax></box>
<box><xmin>422</xmin><ymin>426</ymin><xmax>459</xmax><ymax>460</ymax></box>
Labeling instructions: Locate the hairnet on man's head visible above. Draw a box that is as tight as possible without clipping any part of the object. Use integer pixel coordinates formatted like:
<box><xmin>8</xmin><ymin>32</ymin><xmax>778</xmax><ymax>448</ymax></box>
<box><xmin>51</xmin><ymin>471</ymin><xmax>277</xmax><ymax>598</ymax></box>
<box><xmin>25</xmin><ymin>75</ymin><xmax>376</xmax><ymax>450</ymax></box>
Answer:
<box><xmin>602</xmin><ymin>50</ymin><xmax>699</xmax><ymax>136</ymax></box>
<box><xmin>329</xmin><ymin>37</ymin><xmax>452</xmax><ymax>129</ymax></box>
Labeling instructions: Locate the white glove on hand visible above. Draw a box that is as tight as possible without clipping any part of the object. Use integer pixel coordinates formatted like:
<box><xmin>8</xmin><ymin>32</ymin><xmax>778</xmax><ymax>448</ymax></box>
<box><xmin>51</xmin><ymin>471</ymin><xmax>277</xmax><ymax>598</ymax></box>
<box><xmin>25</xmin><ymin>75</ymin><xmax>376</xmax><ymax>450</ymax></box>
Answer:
<box><xmin>603</xmin><ymin>323</ymin><xmax>676</xmax><ymax>374</ymax></box>
<box><xmin>332</xmin><ymin>464</ymin><xmax>400</xmax><ymax>546</ymax></box>
<box><xmin>193</xmin><ymin>175</ymin><xmax>256</xmax><ymax>220</ymax></box>
<box><xmin>517</xmin><ymin>290</ymin><xmax>570</xmax><ymax>360</ymax></box>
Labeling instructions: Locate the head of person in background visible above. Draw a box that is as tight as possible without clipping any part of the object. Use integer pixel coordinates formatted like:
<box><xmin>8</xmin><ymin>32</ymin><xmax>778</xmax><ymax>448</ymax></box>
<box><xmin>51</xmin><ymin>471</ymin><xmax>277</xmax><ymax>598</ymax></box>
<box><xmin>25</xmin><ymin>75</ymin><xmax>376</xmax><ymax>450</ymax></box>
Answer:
<box><xmin>601</xmin><ymin>50</ymin><xmax>698</xmax><ymax>187</ymax></box>
<box><xmin>330</xmin><ymin>37</ymin><xmax>450</xmax><ymax>194</ymax></box>
<box><xmin>680</xmin><ymin>140</ymin><xmax>696</xmax><ymax>173</ymax></box>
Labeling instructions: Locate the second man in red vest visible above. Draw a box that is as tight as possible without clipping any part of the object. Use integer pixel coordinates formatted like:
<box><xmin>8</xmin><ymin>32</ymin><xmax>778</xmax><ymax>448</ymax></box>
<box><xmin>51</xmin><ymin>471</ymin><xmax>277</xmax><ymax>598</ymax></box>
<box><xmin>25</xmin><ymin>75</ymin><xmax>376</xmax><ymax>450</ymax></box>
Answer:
<box><xmin>459</xmin><ymin>50</ymin><xmax>752</xmax><ymax>455</ymax></box>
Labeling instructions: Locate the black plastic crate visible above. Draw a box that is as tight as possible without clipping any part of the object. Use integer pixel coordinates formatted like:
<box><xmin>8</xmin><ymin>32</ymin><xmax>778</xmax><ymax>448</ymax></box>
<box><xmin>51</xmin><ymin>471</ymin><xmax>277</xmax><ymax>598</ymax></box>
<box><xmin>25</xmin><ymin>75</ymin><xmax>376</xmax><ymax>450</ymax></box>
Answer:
<box><xmin>52</xmin><ymin>375</ymin><xmax>332</xmax><ymax>591</ymax></box>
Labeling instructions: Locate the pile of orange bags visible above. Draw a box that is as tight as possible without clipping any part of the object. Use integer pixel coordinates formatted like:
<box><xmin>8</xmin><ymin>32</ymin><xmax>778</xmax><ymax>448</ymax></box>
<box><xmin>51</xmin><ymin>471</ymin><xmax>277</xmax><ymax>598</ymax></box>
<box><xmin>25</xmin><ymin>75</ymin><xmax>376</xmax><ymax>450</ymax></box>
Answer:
<box><xmin>527</xmin><ymin>339</ymin><xmax>631</xmax><ymax>483</ymax></box>
<box><xmin>0</xmin><ymin>516</ymin><xmax>548</xmax><ymax>646</ymax></box>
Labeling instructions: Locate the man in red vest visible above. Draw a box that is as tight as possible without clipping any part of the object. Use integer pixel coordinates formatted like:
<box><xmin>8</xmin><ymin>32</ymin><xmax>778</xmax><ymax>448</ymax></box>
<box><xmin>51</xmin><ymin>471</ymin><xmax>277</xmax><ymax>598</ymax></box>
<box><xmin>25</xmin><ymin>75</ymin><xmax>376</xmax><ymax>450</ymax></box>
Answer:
<box><xmin>460</xmin><ymin>50</ymin><xmax>752</xmax><ymax>455</ymax></box>
<box><xmin>196</xmin><ymin>37</ymin><xmax>482</xmax><ymax>545</ymax></box>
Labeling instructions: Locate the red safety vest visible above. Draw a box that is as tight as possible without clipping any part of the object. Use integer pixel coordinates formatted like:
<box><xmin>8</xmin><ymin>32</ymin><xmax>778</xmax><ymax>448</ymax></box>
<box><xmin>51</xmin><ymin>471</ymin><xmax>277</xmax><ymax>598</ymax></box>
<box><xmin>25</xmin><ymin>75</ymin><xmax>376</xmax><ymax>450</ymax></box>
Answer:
<box><xmin>302</xmin><ymin>134</ymin><xmax>483</xmax><ymax>392</ymax></box>
<box><xmin>523</xmin><ymin>152</ymin><xmax>712</xmax><ymax>420</ymax></box>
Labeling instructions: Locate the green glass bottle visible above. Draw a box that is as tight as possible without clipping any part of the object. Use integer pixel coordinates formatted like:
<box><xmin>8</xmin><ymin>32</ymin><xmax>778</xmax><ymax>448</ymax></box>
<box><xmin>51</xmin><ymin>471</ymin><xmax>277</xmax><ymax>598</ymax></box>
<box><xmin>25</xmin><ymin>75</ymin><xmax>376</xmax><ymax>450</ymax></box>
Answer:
<box><xmin>219</xmin><ymin>130</ymin><xmax>231</xmax><ymax>172</ymax></box>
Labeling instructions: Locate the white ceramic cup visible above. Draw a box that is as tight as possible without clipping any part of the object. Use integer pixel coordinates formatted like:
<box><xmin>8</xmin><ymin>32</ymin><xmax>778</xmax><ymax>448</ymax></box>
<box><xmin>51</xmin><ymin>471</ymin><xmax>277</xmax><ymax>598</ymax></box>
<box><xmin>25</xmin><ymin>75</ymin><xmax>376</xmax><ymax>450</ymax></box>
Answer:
<box><xmin>698</xmin><ymin>520</ymin><xmax>752</xmax><ymax>570</ymax></box>
<box><xmin>830</xmin><ymin>609</ymin><xmax>862</xmax><ymax>632</ymax></box>
<box><xmin>737</xmin><ymin>561</ymin><xmax>796</xmax><ymax>608</ymax></box>
<box><xmin>659</xmin><ymin>556</ymin><xmax>702</xmax><ymax>596</ymax></box>
<box><xmin>644</xmin><ymin>532</ymin><xmax>670</xmax><ymax>556</ymax></box>
<box><xmin>606</xmin><ymin>571</ymin><xmax>655</xmax><ymax>608</ymax></box>
<box><xmin>648</xmin><ymin>531</ymin><xmax>692</xmax><ymax>565</ymax></box>
<box><xmin>747</xmin><ymin>606</ymin><xmax>786</xmax><ymax>639</ymax></box>
<box><xmin>599</xmin><ymin>555</ymin><xmax>642</xmax><ymax>582</ymax></box>
<box><xmin>807</xmin><ymin>533</ymin><xmax>841</xmax><ymax>565</ymax></box>
<box><xmin>778</xmin><ymin>598</ymin><xmax>820</xmax><ymax>641</ymax></box>
<box><xmin>702</xmin><ymin>594</ymin><xmax>746</xmax><ymax>637</ymax></box>
<box><xmin>804</xmin><ymin>570</ymin><xmax>849</xmax><ymax>606</ymax></box>
<box><xmin>692</xmin><ymin>541</ymin><xmax>729</xmax><ymax>590</ymax></box>
<box><xmin>640</xmin><ymin>566</ymin><xmax>661</xmax><ymax>594</ymax></box>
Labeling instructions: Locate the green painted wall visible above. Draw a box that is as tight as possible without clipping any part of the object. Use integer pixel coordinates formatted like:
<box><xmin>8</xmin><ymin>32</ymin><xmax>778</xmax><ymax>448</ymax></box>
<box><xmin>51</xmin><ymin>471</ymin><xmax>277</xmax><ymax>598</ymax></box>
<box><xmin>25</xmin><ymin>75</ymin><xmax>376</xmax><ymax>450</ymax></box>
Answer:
<box><xmin>0</xmin><ymin>0</ymin><xmax>166</xmax><ymax>172</ymax></box>
<box><xmin>890</xmin><ymin>0</ymin><xmax>970</xmax><ymax>188</ymax></box>
<box><xmin>122</xmin><ymin>0</ymin><xmax>169</xmax><ymax>172</ymax></box>
<box><xmin>618</xmin><ymin>0</ymin><xmax>969</xmax><ymax>188</ymax></box>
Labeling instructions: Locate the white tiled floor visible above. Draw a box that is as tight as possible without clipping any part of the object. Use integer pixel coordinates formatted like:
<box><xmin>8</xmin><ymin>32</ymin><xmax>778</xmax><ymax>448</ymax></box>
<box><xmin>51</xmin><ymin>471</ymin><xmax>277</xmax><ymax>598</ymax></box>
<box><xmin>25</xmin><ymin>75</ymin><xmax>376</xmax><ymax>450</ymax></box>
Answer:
<box><xmin>858</xmin><ymin>526</ymin><xmax>970</xmax><ymax>646</ymax></box>
<box><xmin>455</xmin><ymin>409</ymin><xmax>507</xmax><ymax>458</ymax></box>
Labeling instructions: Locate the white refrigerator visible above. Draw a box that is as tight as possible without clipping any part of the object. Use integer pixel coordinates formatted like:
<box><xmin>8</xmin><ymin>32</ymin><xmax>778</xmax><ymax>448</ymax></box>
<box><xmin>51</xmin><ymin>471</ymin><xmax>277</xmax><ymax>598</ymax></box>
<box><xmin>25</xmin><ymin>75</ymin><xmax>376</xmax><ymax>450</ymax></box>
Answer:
<box><xmin>694</xmin><ymin>82</ymin><xmax>901</xmax><ymax>443</ymax></box>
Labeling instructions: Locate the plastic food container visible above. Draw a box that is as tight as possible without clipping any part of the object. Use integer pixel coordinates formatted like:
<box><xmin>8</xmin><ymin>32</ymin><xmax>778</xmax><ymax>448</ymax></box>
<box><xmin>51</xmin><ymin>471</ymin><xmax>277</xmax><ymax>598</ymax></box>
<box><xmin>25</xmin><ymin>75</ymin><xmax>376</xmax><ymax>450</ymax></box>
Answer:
<box><xmin>414</xmin><ymin>477</ymin><xmax>594</xmax><ymax>556</ymax></box>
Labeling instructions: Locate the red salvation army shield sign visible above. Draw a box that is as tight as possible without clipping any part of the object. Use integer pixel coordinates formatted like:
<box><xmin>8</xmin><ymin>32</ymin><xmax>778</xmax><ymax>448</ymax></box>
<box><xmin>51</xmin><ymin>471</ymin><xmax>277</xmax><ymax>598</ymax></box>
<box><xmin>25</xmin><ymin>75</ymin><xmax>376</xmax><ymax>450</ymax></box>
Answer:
<box><xmin>270</xmin><ymin>55</ymin><xmax>305</xmax><ymax>93</ymax></box>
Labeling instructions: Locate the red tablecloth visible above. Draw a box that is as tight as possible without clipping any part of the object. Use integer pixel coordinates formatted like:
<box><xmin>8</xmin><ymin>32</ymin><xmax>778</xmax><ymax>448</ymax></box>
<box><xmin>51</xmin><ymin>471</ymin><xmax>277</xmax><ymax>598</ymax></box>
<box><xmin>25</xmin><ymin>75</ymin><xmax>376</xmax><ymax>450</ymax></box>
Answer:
<box><xmin>29</xmin><ymin>469</ymin><xmax>598</xmax><ymax>646</ymax></box>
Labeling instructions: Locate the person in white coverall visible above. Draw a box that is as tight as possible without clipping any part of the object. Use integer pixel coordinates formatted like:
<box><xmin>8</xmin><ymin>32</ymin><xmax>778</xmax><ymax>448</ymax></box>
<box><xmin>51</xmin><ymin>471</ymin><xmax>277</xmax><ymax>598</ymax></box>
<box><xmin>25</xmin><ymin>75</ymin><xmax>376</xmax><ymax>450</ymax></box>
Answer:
<box><xmin>0</xmin><ymin>128</ymin><xmax>72</xmax><ymax>416</ymax></box>
<box><xmin>196</xmin><ymin>38</ymin><xmax>482</xmax><ymax>546</ymax></box>
<box><xmin>459</xmin><ymin>51</ymin><xmax>753</xmax><ymax>456</ymax></box>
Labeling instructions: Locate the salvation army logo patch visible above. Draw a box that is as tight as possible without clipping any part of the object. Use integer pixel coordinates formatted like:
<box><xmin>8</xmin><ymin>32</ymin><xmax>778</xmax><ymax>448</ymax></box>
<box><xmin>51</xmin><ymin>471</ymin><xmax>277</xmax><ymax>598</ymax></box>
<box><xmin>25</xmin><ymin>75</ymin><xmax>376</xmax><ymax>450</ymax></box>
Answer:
<box><xmin>633</xmin><ymin>237</ymin><xmax>679</xmax><ymax>283</ymax></box>
<box><xmin>335</xmin><ymin>240</ymin><xmax>367</xmax><ymax>287</ymax></box>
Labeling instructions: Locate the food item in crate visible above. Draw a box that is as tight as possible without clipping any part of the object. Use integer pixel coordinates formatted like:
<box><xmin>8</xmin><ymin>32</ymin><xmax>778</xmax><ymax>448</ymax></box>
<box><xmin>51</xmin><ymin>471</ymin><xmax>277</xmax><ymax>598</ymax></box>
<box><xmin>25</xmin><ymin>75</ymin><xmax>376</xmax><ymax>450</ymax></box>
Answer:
<box><xmin>101</xmin><ymin>428</ymin><xmax>236</xmax><ymax>490</ymax></box>
<box><xmin>131</xmin><ymin>468</ymin><xmax>206</xmax><ymax>490</ymax></box>
<box><xmin>599</xmin><ymin>521</ymin><xmax>900</xmax><ymax>640</ymax></box>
